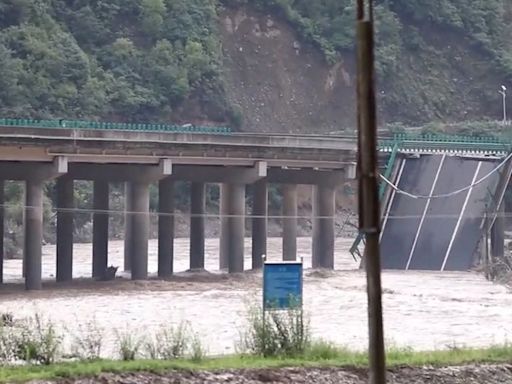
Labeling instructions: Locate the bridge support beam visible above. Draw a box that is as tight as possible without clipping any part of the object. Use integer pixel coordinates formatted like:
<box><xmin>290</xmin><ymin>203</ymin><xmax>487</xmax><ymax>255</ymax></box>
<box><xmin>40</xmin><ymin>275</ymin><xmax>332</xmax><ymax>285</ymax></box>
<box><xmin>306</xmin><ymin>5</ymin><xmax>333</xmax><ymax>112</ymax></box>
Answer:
<box><xmin>56</xmin><ymin>177</ymin><xmax>74</xmax><ymax>282</ymax></box>
<box><xmin>124</xmin><ymin>182</ymin><xmax>132</xmax><ymax>272</ymax></box>
<box><xmin>252</xmin><ymin>180</ymin><xmax>267</xmax><ymax>269</ymax></box>
<box><xmin>92</xmin><ymin>181</ymin><xmax>109</xmax><ymax>279</ymax></box>
<box><xmin>491</xmin><ymin>202</ymin><xmax>505</xmax><ymax>261</ymax></box>
<box><xmin>190</xmin><ymin>182</ymin><xmax>205</xmax><ymax>270</ymax></box>
<box><xmin>127</xmin><ymin>182</ymin><xmax>150</xmax><ymax>280</ymax></box>
<box><xmin>25</xmin><ymin>180</ymin><xmax>43</xmax><ymax>290</ymax></box>
<box><xmin>222</xmin><ymin>183</ymin><xmax>245</xmax><ymax>273</ymax></box>
<box><xmin>282</xmin><ymin>184</ymin><xmax>298</xmax><ymax>261</ymax></box>
<box><xmin>158</xmin><ymin>178</ymin><xmax>174</xmax><ymax>278</ymax></box>
<box><xmin>219</xmin><ymin>184</ymin><xmax>228</xmax><ymax>270</ymax></box>
<box><xmin>312</xmin><ymin>185</ymin><xmax>335</xmax><ymax>269</ymax></box>
<box><xmin>0</xmin><ymin>181</ymin><xmax>4</xmax><ymax>284</ymax></box>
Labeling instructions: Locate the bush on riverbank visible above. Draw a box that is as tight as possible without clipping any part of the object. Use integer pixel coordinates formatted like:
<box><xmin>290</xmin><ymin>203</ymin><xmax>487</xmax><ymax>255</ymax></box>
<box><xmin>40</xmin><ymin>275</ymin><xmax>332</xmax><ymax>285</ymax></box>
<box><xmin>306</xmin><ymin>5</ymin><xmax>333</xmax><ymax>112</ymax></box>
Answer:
<box><xmin>3</xmin><ymin>308</ymin><xmax>512</xmax><ymax>384</ymax></box>
<box><xmin>238</xmin><ymin>302</ymin><xmax>310</xmax><ymax>358</ymax></box>
<box><xmin>0</xmin><ymin>314</ymin><xmax>205</xmax><ymax>366</ymax></box>
<box><xmin>0</xmin><ymin>314</ymin><xmax>62</xmax><ymax>365</ymax></box>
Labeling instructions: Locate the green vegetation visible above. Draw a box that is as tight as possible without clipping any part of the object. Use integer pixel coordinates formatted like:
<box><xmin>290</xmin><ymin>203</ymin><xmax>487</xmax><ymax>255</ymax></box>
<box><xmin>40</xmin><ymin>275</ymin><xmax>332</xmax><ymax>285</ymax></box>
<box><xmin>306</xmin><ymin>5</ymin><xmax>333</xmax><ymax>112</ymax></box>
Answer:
<box><xmin>0</xmin><ymin>0</ymin><xmax>509</xmax><ymax>127</ymax></box>
<box><xmin>0</xmin><ymin>0</ymin><xmax>233</xmax><ymax>124</ymax></box>
<box><xmin>2</xmin><ymin>310</ymin><xmax>512</xmax><ymax>382</ymax></box>
<box><xmin>238</xmin><ymin>301</ymin><xmax>309</xmax><ymax>357</ymax></box>
<box><xmin>1</xmin><ymin>345</ymin><xmax>512</xmax><ymax>383</ymax></box>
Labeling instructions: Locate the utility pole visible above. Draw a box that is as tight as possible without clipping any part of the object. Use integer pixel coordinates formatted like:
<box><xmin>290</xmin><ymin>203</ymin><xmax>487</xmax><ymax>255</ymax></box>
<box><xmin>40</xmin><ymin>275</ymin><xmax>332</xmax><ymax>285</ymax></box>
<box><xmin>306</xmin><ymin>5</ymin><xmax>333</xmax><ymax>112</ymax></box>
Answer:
<box><xmin>356</xmin><ymin>1</ymin><xmax>386</xmax><ymax>384</ymax></box>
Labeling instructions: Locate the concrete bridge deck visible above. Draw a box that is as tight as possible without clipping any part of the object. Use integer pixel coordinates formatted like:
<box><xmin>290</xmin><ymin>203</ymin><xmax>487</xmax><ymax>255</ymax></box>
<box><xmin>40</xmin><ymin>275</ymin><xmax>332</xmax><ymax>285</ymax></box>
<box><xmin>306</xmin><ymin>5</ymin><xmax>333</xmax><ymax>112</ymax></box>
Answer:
<box><xmin>0</xmin><ymin>125</ymin><xmax>357</xmax><ymax>290</ymax></box>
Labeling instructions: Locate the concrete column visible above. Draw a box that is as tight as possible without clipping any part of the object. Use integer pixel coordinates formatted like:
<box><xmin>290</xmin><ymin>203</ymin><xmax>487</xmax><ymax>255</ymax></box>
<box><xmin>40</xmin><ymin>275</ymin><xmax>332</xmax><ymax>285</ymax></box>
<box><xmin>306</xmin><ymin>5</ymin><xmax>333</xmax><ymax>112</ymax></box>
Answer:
<box><xmin>158</xmin><ymin>178</ymin><xmax>174</xmax><ymax>278</ymax></box>
<box><xmin>56</xmin><ymin>177</ymin><xmax>73</xmax><ymax>282</ymax></box>
<box><xmin>0</xmin><ymin>181</ymin><xmax>4</xmax><ymax>284</ymax></box>
<box><xmin>225</xmin><ymin>184</ymin><xmax>245</xmax><ymax>273</ymax></box>
<box><xmin>282</xmin><ymin>184</ymin><xmax>298</xmax><ymax>261</ymax></box>
<box><xmin>190</xmin><ymin>182</ymin><xmax>205</xmax><ymax>270</ymax></box>
<box><xmin>312</xmin><ymin>185</ymin><xmax>336</xmax><ymax>269</ymax></box>
<box><xmin>128</xmin><ymin>182</ymin><xmax>150</xmax><ymax>280</ymax></box>
<box><xmin>252</xmin><ymin>180</ymin><xmax>267</xmax><ymax>269</ymax></box>
<box><xmin>25</xmin><ymin>180</ymin><xmax>43</xmax><ymax>290</ymax></box>
<box><xmin>491</xmin><ymin>202</ymin><xmax>505</xmax><ymax>261</ymax></box>
<box><xmin>123</xmin><ymin>182</ymin><xmax>132</xmax><ymax>272</ymax></box>
<box><xmin>92</xmin><ymin>181</ymin><xmax>109</xmax><ymax>279</ymax></box>
<box><xmin>219</xmin><ymin>184</ymin><xmax>229</xmax><ymax>270</ymax></box>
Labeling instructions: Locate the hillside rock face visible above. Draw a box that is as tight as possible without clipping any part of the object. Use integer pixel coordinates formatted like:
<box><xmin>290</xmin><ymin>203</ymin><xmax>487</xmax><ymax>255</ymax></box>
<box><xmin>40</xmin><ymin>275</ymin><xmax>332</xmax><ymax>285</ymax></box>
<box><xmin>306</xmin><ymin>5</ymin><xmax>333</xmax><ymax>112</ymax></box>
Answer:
<box><xmin>220</xmin><ymin>5</ymin><xmax>511</xmax><ymax>133</ymax></box>
<box><xmin>220</xmin><ymin>8</ymin><xmax>356</xmax><ymax>133</ymax></box>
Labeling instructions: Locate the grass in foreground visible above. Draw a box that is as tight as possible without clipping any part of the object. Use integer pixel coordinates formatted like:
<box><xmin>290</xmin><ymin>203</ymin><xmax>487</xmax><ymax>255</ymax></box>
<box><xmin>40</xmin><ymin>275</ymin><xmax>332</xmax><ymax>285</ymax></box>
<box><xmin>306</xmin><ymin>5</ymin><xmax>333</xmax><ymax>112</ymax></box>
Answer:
<box><xmin>1</xmin><ymin>344</ymin><xmax>512</xmax><ymax>383</ymax></box>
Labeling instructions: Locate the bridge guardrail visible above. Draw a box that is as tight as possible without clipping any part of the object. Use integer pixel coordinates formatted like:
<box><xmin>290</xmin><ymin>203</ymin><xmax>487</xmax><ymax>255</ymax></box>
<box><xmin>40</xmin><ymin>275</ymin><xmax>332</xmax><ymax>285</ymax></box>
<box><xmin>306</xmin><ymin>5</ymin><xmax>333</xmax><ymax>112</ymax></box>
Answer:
<box><xmin>379</xmin><ymin>133</ymin><xmax>512</xmax><ymax>154</ymax></box>
<box><xmin>0</xmin><ymin>118</ymin><xmax>232</xmax><ymax>135</ymax></box>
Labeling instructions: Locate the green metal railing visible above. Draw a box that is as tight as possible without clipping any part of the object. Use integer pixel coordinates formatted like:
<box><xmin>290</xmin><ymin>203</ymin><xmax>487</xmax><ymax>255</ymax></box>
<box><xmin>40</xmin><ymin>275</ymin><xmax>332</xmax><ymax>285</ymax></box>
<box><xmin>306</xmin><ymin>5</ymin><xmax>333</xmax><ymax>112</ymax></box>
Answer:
<box><xmin>379</xmin><ymin>133</ymin><xmax>511</xmax><ymax>153</ymax></box>
<box><xmin>0</xmin><ymin>118</ymin><xmax>232</xmax><ymax>134</ymax></box>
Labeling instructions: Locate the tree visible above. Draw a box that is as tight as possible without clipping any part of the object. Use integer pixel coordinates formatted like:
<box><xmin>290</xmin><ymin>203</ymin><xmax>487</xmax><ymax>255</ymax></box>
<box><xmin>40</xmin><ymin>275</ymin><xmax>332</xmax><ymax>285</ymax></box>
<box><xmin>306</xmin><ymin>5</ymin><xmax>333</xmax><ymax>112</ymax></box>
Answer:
<box><xmin>140</xmin><ymin>0</ymin><xmax>166</xmax><ymax>39</ymax></box>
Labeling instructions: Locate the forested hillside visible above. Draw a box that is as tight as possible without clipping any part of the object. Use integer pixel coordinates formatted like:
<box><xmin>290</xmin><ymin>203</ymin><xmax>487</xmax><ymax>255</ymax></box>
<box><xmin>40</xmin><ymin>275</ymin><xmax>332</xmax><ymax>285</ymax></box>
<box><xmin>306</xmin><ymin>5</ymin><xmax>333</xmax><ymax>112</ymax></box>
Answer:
<box><xmin>0</xmin><ymin>0</ymin><xmax>510</xmax><ymax>129</ymax></box>
<box><xmin>0</xmin><ymin>0</ymin><xmax>233</xmax><ymax>124</ymax></box>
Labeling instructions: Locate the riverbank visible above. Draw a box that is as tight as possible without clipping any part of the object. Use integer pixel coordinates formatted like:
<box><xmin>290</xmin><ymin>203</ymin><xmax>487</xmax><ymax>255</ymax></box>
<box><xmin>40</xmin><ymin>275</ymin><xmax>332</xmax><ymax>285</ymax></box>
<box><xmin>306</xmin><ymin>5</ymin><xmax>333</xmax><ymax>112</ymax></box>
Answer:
<box><xmin>3</xmin><ymin>346</ymin><xmax>512</xmax><ymax>383</ymax></box>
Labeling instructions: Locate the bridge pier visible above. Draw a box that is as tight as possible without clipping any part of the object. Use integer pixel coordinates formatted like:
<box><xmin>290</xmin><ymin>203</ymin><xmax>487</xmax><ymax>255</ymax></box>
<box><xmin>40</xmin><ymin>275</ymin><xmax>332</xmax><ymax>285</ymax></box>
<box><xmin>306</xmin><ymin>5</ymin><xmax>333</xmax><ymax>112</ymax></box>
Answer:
<box><xmin>127</xmin><ymin>182</ymin><xmax>150</xmax><ymax>280</ymax></box>
<box><xmin>312</xmin><ymin>184</ymin><xmax>336</xmax><ymax>269</ymax></box>
<box><xmin>282</xmin><ymin>184</ymin><xmax>298</xmax><ymax>261</ymax></box>
<box><xmin>158</xmin><ymin>178</ymin><xmax>174</xmax><ymax>278</ymax></box>
<box><xmin>190</xmin><ymin>182</ymin><xmax>205</xmax><ymax>270</ymax></box>
<box><xmin>92</xmin><ymin>180</ymin><xmax>109</xmax><ymax>279</ymax></box>
<box><xmin>56</xmin><ymin>177</ymin><xmax>74</xmax><ymax>282</ymax></box>
<box><xmin>251</xmin><ymin>180</ymin><xmax>267</xmax><ymax>269</ymax></box>
<box><xmin>223</xmin><ymin>183</ymin><xmax>245</xmax><ymax>273</ymax></box>
<box><xmin>491</xmin><ymin>202</ymin><xmax>505</xmax><ymax>261</ymax></box>
<box><xmin>25</xmin><ymin>180</ymin><xmax>43</xmax><ymax>290</ymax></box>
<box><xmin>219</xmin><ymin>184</ymin><xmax>229</xmax><ymax>270</ymax></box>
<box><xmin>124</xmin><ymin>182</ymin><xmax>132</xmax><ymax>272</ymax></box>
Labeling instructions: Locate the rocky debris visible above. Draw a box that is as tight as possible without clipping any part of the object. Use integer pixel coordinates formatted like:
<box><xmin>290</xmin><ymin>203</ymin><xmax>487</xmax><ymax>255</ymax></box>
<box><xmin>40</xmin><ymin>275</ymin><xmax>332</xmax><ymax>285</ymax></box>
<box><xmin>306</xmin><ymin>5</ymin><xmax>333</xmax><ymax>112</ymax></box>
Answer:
<box><xmin>29</xmin><ymin>365</ymin><xmax>512</xmax><ymax>384</ymax></box>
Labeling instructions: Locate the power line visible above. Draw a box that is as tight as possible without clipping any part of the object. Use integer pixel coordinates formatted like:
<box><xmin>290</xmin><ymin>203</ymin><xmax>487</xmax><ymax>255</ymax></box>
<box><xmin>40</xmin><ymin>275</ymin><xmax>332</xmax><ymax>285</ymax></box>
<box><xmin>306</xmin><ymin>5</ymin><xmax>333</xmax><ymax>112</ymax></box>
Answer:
<box><xmin>379</xmin><ymin>152</ymin><xmax>512</xmax><ymax>200</ymax></box>
<box><xmin>0</xmin><ymin>203</ymin><xmax>344</xmax><ymax>220</ymax></box>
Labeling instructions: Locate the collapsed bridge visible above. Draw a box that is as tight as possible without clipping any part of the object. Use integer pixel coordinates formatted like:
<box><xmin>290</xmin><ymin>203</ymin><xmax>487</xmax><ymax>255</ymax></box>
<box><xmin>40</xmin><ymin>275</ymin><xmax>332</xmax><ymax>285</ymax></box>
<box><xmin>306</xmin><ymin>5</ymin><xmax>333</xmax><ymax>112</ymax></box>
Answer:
<box><xmin>352</xmin><ymin>134</ymin><xmax>512</xmax><ymax>271</ymax></box>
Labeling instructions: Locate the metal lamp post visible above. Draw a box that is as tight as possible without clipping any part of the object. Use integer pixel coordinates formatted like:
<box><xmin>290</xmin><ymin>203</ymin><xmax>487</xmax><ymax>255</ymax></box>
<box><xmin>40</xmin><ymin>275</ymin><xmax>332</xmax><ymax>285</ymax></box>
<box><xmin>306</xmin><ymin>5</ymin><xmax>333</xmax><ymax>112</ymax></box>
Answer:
<box><xmin>499</xmin><ymin>85</ymin><xmax>507</xmax><ymax>124</ymax></box>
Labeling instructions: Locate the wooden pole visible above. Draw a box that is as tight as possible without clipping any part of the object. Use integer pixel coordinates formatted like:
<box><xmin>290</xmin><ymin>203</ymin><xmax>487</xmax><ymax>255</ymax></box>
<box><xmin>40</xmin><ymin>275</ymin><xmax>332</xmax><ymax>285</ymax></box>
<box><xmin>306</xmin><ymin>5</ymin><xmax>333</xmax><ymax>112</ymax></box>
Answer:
<box><xmin>356</xmin><ymin>1</ymin><xmax>386</xmax><ymax>383</ymax></box>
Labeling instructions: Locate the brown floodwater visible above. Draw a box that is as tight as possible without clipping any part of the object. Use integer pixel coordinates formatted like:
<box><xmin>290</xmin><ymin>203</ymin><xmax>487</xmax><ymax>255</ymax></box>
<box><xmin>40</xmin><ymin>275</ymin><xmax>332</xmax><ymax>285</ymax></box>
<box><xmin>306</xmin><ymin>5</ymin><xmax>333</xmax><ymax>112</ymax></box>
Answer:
<box><xmin>1</xmin><ymin>237</ymin><xmax>511</xmax><ymax>357</ymax></box>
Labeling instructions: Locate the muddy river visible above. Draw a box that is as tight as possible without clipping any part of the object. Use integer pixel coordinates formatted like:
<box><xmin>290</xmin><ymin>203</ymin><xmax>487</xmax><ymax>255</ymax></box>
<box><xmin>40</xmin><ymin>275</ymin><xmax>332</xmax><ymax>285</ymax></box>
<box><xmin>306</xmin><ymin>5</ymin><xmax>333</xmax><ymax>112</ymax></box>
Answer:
<box><xmin>1</xmin><ymin>237</ymin><xmax>511</xmax><ymax>357</ymax></box>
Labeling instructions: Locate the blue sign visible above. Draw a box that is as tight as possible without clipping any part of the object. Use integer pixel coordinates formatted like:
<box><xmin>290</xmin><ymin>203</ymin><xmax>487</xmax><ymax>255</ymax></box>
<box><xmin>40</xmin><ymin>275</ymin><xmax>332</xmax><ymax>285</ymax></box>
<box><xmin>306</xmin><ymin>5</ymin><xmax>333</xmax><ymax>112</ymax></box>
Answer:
<box><xmin>263</xmin><ymin>262</ymin><xmax>303</xmax><ymax>310</ymax></box>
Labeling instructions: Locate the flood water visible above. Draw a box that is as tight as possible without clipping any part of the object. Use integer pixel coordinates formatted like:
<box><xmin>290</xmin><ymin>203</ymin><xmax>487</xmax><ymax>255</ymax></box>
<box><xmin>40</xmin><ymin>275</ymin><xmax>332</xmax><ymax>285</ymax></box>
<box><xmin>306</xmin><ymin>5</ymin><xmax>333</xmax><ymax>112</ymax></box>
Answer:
<box><xmin>1</xmin><ymin>237</ymin><xmax>511</xmax><ymax>357</ymax></box>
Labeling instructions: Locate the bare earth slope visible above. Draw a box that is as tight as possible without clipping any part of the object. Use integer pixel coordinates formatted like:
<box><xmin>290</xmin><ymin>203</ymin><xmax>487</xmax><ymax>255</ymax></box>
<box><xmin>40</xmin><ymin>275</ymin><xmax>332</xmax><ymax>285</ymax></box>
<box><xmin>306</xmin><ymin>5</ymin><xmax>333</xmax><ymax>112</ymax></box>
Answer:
<box><xmin>32</xmin><ymin>365</ymin><xmax>512</xmax><ymax>384</ymax></box>
<box><xmin>220</xmin><ymin>6</ymin><xmax>511</xmax><ymax>132</ymax></box>
<box><xmin>220</xmin><ymin>8</ymin><xmax>356</xmax><ymax>133</ymax></box>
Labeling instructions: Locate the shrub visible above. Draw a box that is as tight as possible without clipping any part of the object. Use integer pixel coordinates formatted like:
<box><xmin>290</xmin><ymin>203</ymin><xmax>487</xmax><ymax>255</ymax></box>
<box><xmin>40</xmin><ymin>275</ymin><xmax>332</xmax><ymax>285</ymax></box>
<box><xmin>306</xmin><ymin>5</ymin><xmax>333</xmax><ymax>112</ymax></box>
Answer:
<box><xmin>0</xmin><ymin>323</ymin><xmax>17</xmax><ymax>364</ymax></box>
<box><xmin>190</xmin><ymin>333</ymin><xmax>207</xmax><ymax>362</ymax></box>
<box><xmin>70</xmin><ymin>319</ymin><xmax>104</xmax><ymax>360</ymax></box>
<box><xmin>158</xmin><ymin>322</ymin><xmax>190</xmax><ymax>359</ymax></box>
<box><xmin>11</xmin><ymin>314</ymin><xmax>62</xmax><ymax>365</ymax></box>
<box><xmin>115</xmin><ymin>330</ymin><xmax>142</xmax><ymax>361</ymax></box>
<box><xmin>143</xmin><ymin>322</ymin><xmax>196</xmax><ymax>360</ymax></box>
<box><xmin>238</xmin><ymin>302</ymin><xmax>310</xmax><ymax>358</ymax></box>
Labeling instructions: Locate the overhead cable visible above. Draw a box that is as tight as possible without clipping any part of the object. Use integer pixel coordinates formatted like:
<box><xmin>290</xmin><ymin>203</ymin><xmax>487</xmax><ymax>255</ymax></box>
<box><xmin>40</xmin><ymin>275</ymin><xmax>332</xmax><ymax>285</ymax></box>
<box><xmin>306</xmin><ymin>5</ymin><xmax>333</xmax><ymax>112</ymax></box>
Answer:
<box><xmin>379</xmin><ymin>152</ymin><xmax>512</xmax><ymax>200</ymax></box>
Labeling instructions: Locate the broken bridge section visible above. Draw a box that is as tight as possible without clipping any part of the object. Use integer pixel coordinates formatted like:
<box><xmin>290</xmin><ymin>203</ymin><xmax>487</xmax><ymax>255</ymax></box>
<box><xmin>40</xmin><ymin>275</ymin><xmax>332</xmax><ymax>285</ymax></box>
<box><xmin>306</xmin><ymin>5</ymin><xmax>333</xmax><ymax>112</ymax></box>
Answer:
<box><xmin>380</xmin><ymin>153</ymin><xmax>502</xmax><ymax>271</ymax></box>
